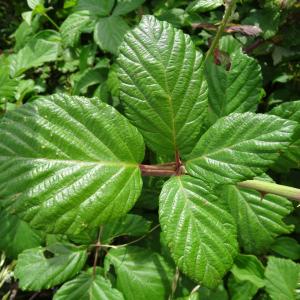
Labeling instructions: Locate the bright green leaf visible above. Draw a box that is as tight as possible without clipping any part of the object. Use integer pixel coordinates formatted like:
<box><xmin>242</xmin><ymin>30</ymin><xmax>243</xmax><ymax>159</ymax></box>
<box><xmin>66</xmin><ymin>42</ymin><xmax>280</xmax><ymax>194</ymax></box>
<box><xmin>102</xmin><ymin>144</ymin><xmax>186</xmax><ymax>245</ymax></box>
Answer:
<box><xmin>53</xmin><ymin>270</ymin><xmax>124</xmax><ymax>300</ymax></box>
<box><xmin>205</xmin><ymin>48</ymin><xmax>262</xmax><ymax>123</ymax></box>
<box><xmin>105</xmin><ymin>246</ymin><xmax>174</xmax><ymax>300</ymax></box>
<box><xmin>187</xmin><ymin>0</ymin><xmax>223</xmax><ymax>12</ymax></box>
<box><xmin>76</xmin><ymin>0</ymin><xmax>114</xmax><ymax>17</ymax></box>
<box><xmin>0</xmin><ymin>211</ymin><xmax>43</xmax><ymax>259</ymax></box>
<box><xmin>118</xmin><ymin>15</ymin><xmax>208</xmax><ymax>156</ymax></box>
<box><xmin>222</xmin><ymin>175</ymin><xmax>294</xmax><ymax>254</ymax></box>
<box><xmin>27</xmin><ymin>0</ymin><xmax>44</xmax><ymax>10</ymax></box>
<box><xmin>113</xmin><ymin>0</ymin><xmax>145</xmax><ymax>16</ymax></box>
<box><xmin>265</xmin><ymin>256</ymin><xmax>300</xmax><ymax>300</ymax></box>
<box><xmin>94</xmin><ymin>16</ymin><xmax>130</xmax><ymax>55</ymax></box>
<box><xmin>0</xmin><ymin>94</ymin><xmax>144</xmax><ymax>234</ymax></box>
<box><xmin>269</xmin><ymin>100</ymin><xmax>300</xmax><ymax>171</ymax></box>
<box><xmin>101</xmin><ymin>214</ymin><xmax>152</xmax><ymax>244</ymax></box>
<box><xmin>14</xmin><ymin>242</ymin><xmax>88</xmax><ymax>291</ymax></box>
<box><xmin>159</xmin><ymin>175</ymin><xmax>238</xmax><ymax>288</ymax></box>
<box><xmin>0</xmin><ymin>69</ymin><xmax>18</xmax><ymax>101</ymax></box>
<box><xmin>186</xmin><ymin>113</ymin><xmax>296</xmax><ymax>185</ymax></box>
<box><xmin>271</xmin><ymin>237</ymin><xmax>300</xmax><ymax>260</ymax></box>
<box><xmin>60</xmin><ymin>11</ymin><xmax>95</xmax><ymax>47</ymax></box>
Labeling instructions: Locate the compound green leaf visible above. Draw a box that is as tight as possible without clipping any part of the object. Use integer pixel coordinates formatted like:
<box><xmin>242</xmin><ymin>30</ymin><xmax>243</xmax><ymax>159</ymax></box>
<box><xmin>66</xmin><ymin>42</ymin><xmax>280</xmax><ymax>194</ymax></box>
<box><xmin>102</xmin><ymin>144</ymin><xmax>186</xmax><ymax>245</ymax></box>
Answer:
<box><xmin>113</xmin><ymin>0</ymin><xmax>145</xmax><ymax>16</ymax></box>
<box><xmin>94</xmin><ymin>16</ymin><xmax>129</xmax><ymax>55</ymax></box>
<box><xmin>0</xmin><ymin>210</ymin><xmax>43</xmax><ymax>259</ymax></box>
<box><xmin>187</xmin><ymin>0</ymin><xmax>223</xmax><ymax>12</ymax></box>
<box><xmin>118</xmin><ymin>15</ymin><xmax>208</xmax><ymax>156</ymax></box>
<box><xmin>0</xmin><ymin>94</ymin><xmax>144</xmax><ymax>234</ymax></box>
<box><xmin>159</xmin><ymin>176</ymin><xmax>238</xmax><ymax>288</ymax></box>
<box><xmin>186</xmin><ymin>113</ymin><xmax>296</xmax><ymax>185</ymax></box>
<box><xmin>222</xmin><ymin>175</ymin><xmax>294</xmax><ymax>254</ymax></box>
<box><xmin>269</xmin><ymin>100</ymin><xmax>300</xmax><ymax>171</ymax></box>
<box><xmin>53</xmin><ymin>270</ymin><xmax>124</xmax><ymax>300</ymax></box>
<box><xmin>101</xmin><ymin>214</ymin><xmax>152</xmax><ymax>244</ymax></box>
<box><xmin>205</xmin><ymin>48</ymin><xmax>262</xmax><ymax>123</ymax></box>
<box><xmin>14</xmin><ymin>242</ymin><xmax>88</xmax><ymax>291</ymax></box>
<box><xmin>105</xmin><ymin>246</ymin><xmax>174</xmax><ymax>300</ymax></box>
<box><xmin>60</xmin><ymin>11</ymin><xmax>95</xmax><ymax>47</ymax></box>
<box><xmin>265</xmin><ymin>257</ymin><xmax>300</xmax><ymax>300</ymax></box>
<box><xmin>76</xmin><ymin>0</ymin><xmax>114</xmax><ymax>17</ymax></box>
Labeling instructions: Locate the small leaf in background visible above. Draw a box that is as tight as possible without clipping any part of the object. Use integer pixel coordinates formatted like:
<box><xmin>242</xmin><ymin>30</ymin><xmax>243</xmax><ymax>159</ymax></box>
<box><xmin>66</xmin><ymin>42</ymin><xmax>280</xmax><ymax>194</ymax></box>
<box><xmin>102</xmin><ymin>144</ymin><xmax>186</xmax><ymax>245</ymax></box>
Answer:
<box><xmin>0</xmin><ymin>94</ymin><xmax>144</xmax><ymax>234</ymax></box>
<box><xmin>205</xmin><ymin>47</ymin><xmax>262</xmax><ymax>123</ymax></box>
<box><xmin>101</xmin><ymin>214</ymin><xmax>152</xmax><ymax>244</ymax></box>
<box><xmin>265</xmin><ymin>256</ymin><xmax>300</xmax><ymax>300</ymax></box>
<box><xmin>53</xmin><ymin>268</ymin><xmax>124</xmax><ymax>300</ymax></box>
<box><xmin>269</xmin><ymin>100</ymin><xmax>300</xmax><ymax>171</ymax></box>
<box><xmin>76</xmin><ymin>0</ymin><xmax>114</xmax><ymax>17</ymax></box>
<box><xmin>186</xmin><ymin>113</ymin><xmax>296</xmax><ymax>185</ymax></box>
<box><xmin>222</xmin><ymin>174</ymin><xmax>294</xmax><ymax>254</ymax></box>
<box><xmin>118</xmin><ymin>15</ymin><xmax>208</xmax><ymax>156</ymax></box>
<box><xmin>113</xmin><ymin>0</ymin><xmax>145</xmax><ymax>16</ymax></box>
<box><xmin>228</xmin><ymin>276</ymin><xmax>259</xmax><ymax>300</ymax></box>
<box><xmin>159</xmin><ymin>175</ymin><xmax>238</xmax><ymax>288</ymax></box>
<box><xmin>271</xmin><ymin>237</ymin><xmax>300</xmax><ymax>260</ymax></box>
<box><xmin>27</xmin><ymin>0</ymin><xmax>44</xmax><ymax>10</ymax></box>
<box><xmin>0</xmin><ymin>211</ymin><xmax>43</xmax><ymax>259</ymax></box>
<box><xmin>14</xmin><ymin>242</ymin><xmax>88</xmax><ymax>290</ymax></box>
<box><xmin>94</xmin><ymin>16</ymin><xmax>130</xmax><ymax>55</ymax></box>
<box><xmin>187</xmin><ymin>0</ymin><xmax>223</xmax><ymax>13</ymax></box>
<box><xmin>105</xmin><ymin>246</ymin><xmax>174</xmax><ymax>300</ymax></box>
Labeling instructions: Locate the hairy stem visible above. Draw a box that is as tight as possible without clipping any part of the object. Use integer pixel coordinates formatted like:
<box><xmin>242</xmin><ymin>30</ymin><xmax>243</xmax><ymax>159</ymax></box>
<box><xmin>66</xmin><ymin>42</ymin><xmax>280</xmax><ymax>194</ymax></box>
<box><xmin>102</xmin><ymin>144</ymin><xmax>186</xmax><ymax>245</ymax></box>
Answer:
<box><xmin>204</xmin><ymin>0</ymin><xmax>237</xmax><ymax>63</ymax></box>
<box><xmin>238</xmin><ymin>180</ymin><xmax>300</xmax><ymax>203</ymax></box>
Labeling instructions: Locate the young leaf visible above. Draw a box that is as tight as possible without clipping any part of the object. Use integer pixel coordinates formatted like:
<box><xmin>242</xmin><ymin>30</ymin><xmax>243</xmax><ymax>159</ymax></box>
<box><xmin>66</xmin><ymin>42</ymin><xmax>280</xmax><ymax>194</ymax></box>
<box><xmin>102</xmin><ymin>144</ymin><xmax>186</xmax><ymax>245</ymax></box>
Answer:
<box><xmin>76</xmin><ymin>0</ymin><xmax>114</xmax><ymax>17</ymax></box>
<box><xmin>113</xmin><ymin>0</ymin><xmax>145</xmax><ymax>16</ymax></box>
<box><xmin>222</xmin><ymin>175</ymin><xmax>294</xmax><ymax>254</ymax></box>
<box><xmin>118</xmin><ymin>15</ymin><xmax>208</xmax><ymax>156</ymax></box>
<box><xmin>0</xmin><ymin>94</ymin><xmax>144</xmax><ymax>234</ymax></box>
<box><xmin>0</xmin><ymin>211</ymin><xmax>43</xmax><ymax>259</ymax></box>
<box><xmin>105</xmin><ymin>246</ymin><xmax>174</xmax><ymax>300</ymax></box>
<box><xmin>265</xmin><ymin>257</ymin><xmax>300</xmax><ymax>300</ymax></box>
<box><xmin>94</xmin><ymin>16</ymin><xmax>130</xmax><ymax>55</ymax></box>
<box><xmin>159</xmin><ymin>175</ymin><xmax>238</xmax><ymax>288</ymax></box>
<box><xmin>60</xmin><ymin>11</ymin><xmax>95</xmax><ymax>47</ymax></box>
<box><xmin>101</xmin><ymin>214</ymin><xmax>152</xmax><ymax>244</ymax></box>
<box><xmin>269</xmin><ymin>100</ymin><xmax>300</xmax><ymax>171</ymax></box>
<box><xmin>230</xmin><ymin>254</ymin><xmax>265</xmax><ymax>288</ymax></box>
<box><xmin>271</xmin><ymin>237</ymin><xmax>300</xmax><ymax>260</ymax></box>
<box><xmin>205</xmin><ymin>48</ymin><xmax>262</xmax><ymax>123</ymax></box>
<box><xmin>14</xmin><ymin>243</ymin><xmax>87</xmax><ymax>291</ymax></box>
<box><xmin>53</xmin><ymin>270</ymin><xmax>124</xmax><ymax>300</ymax></box>
<box><xmin>186</xmin><ymin>113</ymin><xmax>296</xmax><ymax>185</ymax></box>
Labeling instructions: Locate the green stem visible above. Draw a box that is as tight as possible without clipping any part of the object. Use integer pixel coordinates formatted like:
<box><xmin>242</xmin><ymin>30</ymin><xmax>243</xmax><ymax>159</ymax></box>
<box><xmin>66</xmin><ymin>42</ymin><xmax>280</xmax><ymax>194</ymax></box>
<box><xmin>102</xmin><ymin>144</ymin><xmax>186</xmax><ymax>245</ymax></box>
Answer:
<box><xmin>238</xmin><ymin>180</ymin><xmax>300</xmax><ymax>203</ymax></box>
<box><xmin>204</xmin><ymin>0</ymin><xmax>237</xmax><ymax>63</ymax></box>
<box><xmin>42</xmin><ymin>12</ymin><xmax>60</xmax><ymax>31</ymax></box>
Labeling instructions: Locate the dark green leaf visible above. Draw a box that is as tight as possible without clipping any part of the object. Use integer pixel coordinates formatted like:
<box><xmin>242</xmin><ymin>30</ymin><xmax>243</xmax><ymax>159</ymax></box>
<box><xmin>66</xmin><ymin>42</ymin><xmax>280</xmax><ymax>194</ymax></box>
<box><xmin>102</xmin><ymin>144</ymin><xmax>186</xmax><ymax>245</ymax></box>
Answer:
<box><xmin>76</xmin><ymin>0</ymin><xmax>114</xmax><ymax>17</ymax></box>
<box><xmin>113</xmin><ymin>0</ymin><xmax>145</xmax><ymax>16</ymax></box>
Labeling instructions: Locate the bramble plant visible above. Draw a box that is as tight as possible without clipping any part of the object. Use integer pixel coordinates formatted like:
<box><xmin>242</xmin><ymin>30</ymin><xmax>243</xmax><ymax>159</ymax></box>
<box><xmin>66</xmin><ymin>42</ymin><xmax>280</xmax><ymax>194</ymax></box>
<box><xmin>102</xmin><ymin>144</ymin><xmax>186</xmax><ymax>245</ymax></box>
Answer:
<box><xmin>1</xmin><ymin>1</ymin><xmax>300</xmax><ymax>299</ymax></box>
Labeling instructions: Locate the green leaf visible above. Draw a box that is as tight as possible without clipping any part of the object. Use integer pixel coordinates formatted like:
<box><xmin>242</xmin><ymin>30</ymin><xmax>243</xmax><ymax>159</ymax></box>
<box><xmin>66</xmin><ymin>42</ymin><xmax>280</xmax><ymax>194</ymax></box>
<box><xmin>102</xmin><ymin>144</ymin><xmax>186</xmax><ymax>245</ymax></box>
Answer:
<box><xmin>76</xmin><ymin>0</ymin><xmax>114</xmax><ymax>17</ymax></box>
<box><xmin>271</xmin><ymin>237</ymin><xmax>300</xmax><ymax>260</ymax></box>
<box><xmin>205</xmin><ymin>49</ymin><xmax>262</xmax><ymax>123</ymax></box>
<box><xmin>265</xmin><ymin>256</ymin><xmax>300</xmax><ymax>300</ymax></box>
<box><xmin>186</xmin><ymin>113</ymin><xmax>296</xmax><ymax>185</ymax></box>
<box><xmin>53</xmin><ymin>270</ymin><xmax>124</xmax><ymax>300</ymax></box>
<box><xmin>231</xmin><ymin>254</ymin><xmax>265</xmax><ymax>288</ymax></box>
<box><xmin>159</xmin><ymin>175</ymin><xmax>238</xmax><ymax>288</ymax></box>
<box><xmin>222</xmin><ymin>175</ymin><xmax>294</xmax><ymax>253</ymax></box>
<box><xmin>60</xmin><ymin>11</ymin><xmax>95</xmax><ymax>47</ymax></box>
<box><xmin>0</xmin><ymin>68</ymin><xmax>18</xmax><ymax>101</ymax></box>
<box><xmin>105</xmin><ymin>246</ymin><xmax>174</xmax><ymax>300</ymax></box>
<box><xmin>269</xmin><ymin>100</ymin><xmax>300</xmax><ymax>171</ymax></box>
<box><xmin>118</xmin><ymin>15</ymin><xmax>208</xmax><ymax>156</ymax></box>
<box><xmin>101</xmin><ymin>214</ymin><xmax>152</xmax><ymax>244</ymax></box>
<box><xmin>14</xmin><ymin>242</ymin><xmax>87</xmax><ymax>291</ymax></box>
<box><xmin>187</xmin><ymin>0</ymin><xmax>223</xmax><ymax>12</ymax></box>
<box><xmin>113</xmin><ymin>0</ymin><xmax>145</xmax><ymax>16</ymax></box>
<box><xmin>0</xmin><ymin>94</ymin><xmax>144</xmax><ymax>234</ymax></box>
<box><xmin>94</xmin><ymin>16</ymin><xmax>130</xmax><ymax>55</ymax></box>
<box><xmin>9</xmin><ymin>31</ymin><xmax>61</xmax><ymax>77</ymax></box>
<box><xmin>228</xmin><ymin>275</ymin><xmax>258</xmax><ymax>300</ymax></box>
<box><xmin>27</xmin><ymin>0</ymin><xmax>44</xmax><ymax>10</ymax></box>
<box><xmin>0</xmin><ymin>211</ymin><xmax>43</xmax><ymax>259</ymax></box>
